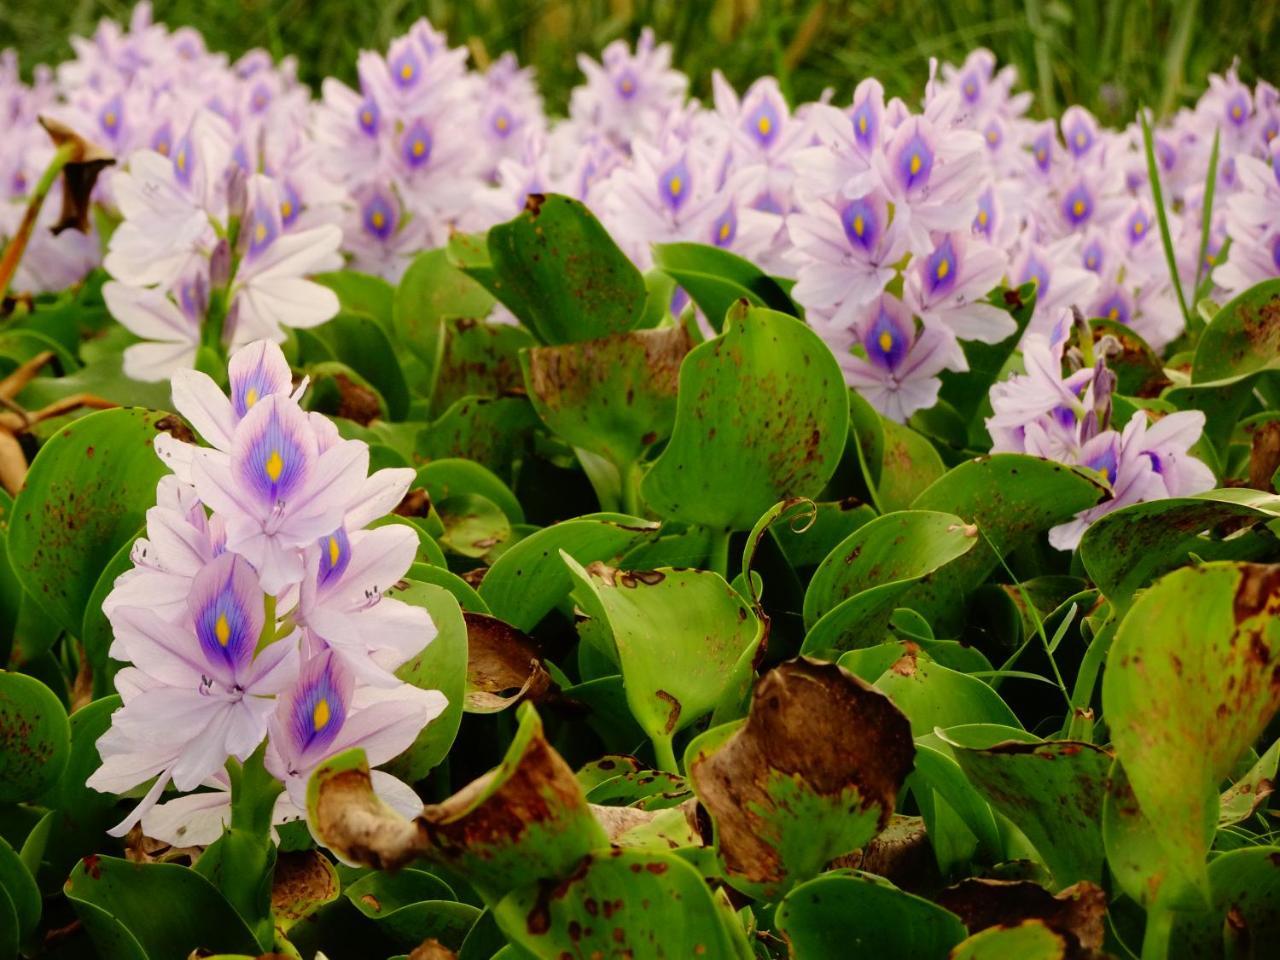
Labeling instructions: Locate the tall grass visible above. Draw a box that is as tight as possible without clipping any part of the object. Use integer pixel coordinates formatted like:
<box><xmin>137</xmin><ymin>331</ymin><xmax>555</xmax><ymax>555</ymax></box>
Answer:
<box><xmin>2</xmin><ymin>0</ymin><xmax>1274</xmax><ymax>119</ymax></box>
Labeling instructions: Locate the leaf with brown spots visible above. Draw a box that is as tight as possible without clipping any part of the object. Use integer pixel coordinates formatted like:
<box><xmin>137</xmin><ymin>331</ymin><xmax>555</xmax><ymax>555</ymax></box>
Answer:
<box><xmin>937</xmin><ymin>878</ymin><xmax>1107</xmax><ymax>958</ymax></box>
<box><xmin>1218</xmin><ymin>736</ymin><xmax>1279</xmax><ymax>827</ymax></box>
<box><xmin>948</xmin><ymin>918</ymin><xmax>1070</xmax><ymax>960</ymax></box>
<box><xmin>641</xmin><ymin>304</ymin><xmax>849</xmax><ymax>532</ymax></box>
<box><xmin>521</xmin><ymin>324</ymin><xmax>690</xmax><ymax>470</ymax></box>
<box><xmin>1192</xmin><ymin>277</ymin><xmax>1280</xmax><ymax>384</ymax></box>
<box><xmin>564</xmin><ymin>555</ymin><xmax>764</xmax><ymax>771</ymax></box>
<box><xmin>345</xmin><ymin>868</ymin><xmax>480</xmax><ymax>950</ymax></box>
<box><xmin>1102</xmin><ymin>562</ymin><xmax>1280</xmax><ymax>900</ymax></box>
<box><xmin>463</xmin><ymin>611</ymin><xmax>554</xmax><ymax>713</ymax></box>
<box><xmin>0</xmin><ymin>662</ymin><xmax>69</xmax><ymax>801</ymax></box>
<box><xmin>271</xmin><ymin>850</ymin><xmax>339</xmax><ymax>930</ymax></box>
<box><xmin>686</xmin><ymin>658</ymin><xmax>914</xmax><ymax>900</ymax></box>
<box><xmin>492</xmin><ymin>848</ymin><xmax>750</xmax><ymax>960</ymax></box>
<box><xmin>1168</xmin><ymin>846</ymin><xmax>1280</xmax><ymax>959</ymax></box>
<box><xmin>307</xmin><ymin>706</ymin><xmax>606</xmax><ymax>903</ymax></box>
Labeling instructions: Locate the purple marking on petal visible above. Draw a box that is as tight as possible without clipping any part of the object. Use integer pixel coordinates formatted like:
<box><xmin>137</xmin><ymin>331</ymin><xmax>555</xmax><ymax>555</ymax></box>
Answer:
<box><xmin>240</xmin><ymin>401</ymin><xmax>308</xmax><ymax>504</ymax></box>
<box><xmin>1061</xmin><ymin>182</ymin><xmax>1093</xmax><ymax>227</ymax></box>
<box><xmin>1051</xmin><ymin>404</ymin><xmax>1076</xmax><ymax>429</ymax></box>
<box><xmin>279</xmin><ymin>180</ymin><xmax>302</xmax><ymax>228</ymax></box>
<box><xmin>1082</xmin><ymin>239</ymin><xmax>1105</xmax><ymax>273</ymax></box>
<box><xmin>896</xmin><ymin>132</ymin><xmax>934</xmax><ymax>192</ymax></box>
<box><xmin>615</xmin><ymin>68</ymin><xmax>639</xmax><ymax>100</ymax></box>
<box><xmin>1145</xmin><ymin>451</ymin><xmax>1165</xmax><ymax>475</ymax></box>
<box><xmin>1156</xmin><ymin>137</ymin><xmax>1177</xmax><ymax>172</ymax></box>
<box><xmin>1126</xmin><ymin>208</ymin><xmax>1151</xmax><ymax>245</ymax></box>
<box><xmin>150</xmin><ymin>121</ymin><xmax>173</xmax><ymax>158</ymax></box>
<box><xmin>753</xmin><ymin>191</ymin><xmax>784</xmax><ymax>215</ymax></box>
<box><xmin>659</xmin><ymin>157</ymin><xmax>691</xmax><ymax>213</ymax></box>
<box><xmin>173</xmin><ymin>134</ymin><xmax>194</xmax><ymax>187</ymax></box>
<box><xmin>177</xmin><ymin>273</ymin><xmax>208</xmax><ymax>323</ymax></box>
<box><xmin>924</xmin><ymin>235</ymin><xmax>959</xmax><ymax>297</ymax></box>
<box><xmin>1019</xmin><ymin>255</ymin><xmax>1051</xmax><ymax>300</ymax></box>
<box><xmin>191</xmin><ymin>554</ymin><xmax>260</xmax><ymax>677</ymax></box>
<box><xmin>1085</xmin><ymin>443</ymin><xmax>1119</xmax><ymax>485</ymax></box>
<box><xmin>863</xmin><ymin>299</ymin><xmax>910</xmax><ymax>373</ymax></box>
<box><xmin>841</xmin><ymin>196</ymin><xmax>880</xmax><ymax>252</ymax></box>
<box><xmin>245</xmin><ymin>199</ymin><xmax>278</xmax><ymax>260</ymax></box>
<box><xmin>390</xmin><ymin>47</ymin><xmax>422</xmax><ymax>90</ymax></box>
<box><xmin>1098</xmin><ymin>291</ymin><xmax>1131</xmax><ymax>325</ymax></box>
<box><xmin>363</xmin><ymin>190</ymin><xmax>396</xmax><ymax>241</ymax></box>
<box><xmin>961</xmin><ymin>71</ymin><xmax>981</xmax><ymax>103</ymax></box>
<box><xmin>973</xmin><ymin>189</ymin><xmax>995</xmax><ymax>237</ymax></box>
<box><xmin>850</xmin><ymin>98</ymin><xmax>877</xmax><ymax>151</ymax></box>
<box><xmin>317</xmin><ymin>527</ymin><xmax>352</xmax><ymax>589</ymax></box>
<box><xmin>710</xmin><ymin>206</ymin><xmax>737</xmax><ymax>247</ymax></box>
<box><xmin>230</xmin><ymin>344</ymin><xmax>288</xmax><ymax>417</ymax></box>
<box><xmin>747</xmin><ymin>99</ymin><xmax>780</xmax><ymax>148</ymax></box>
<box><xmin>356</xmin><ymin>97</ymin><xmax>380</xmax><ymax>137</ymax></box>
<box><xmin>401</xmin><ymin>119</ymin><xmax>433</xmax><ymax>170</ymax></box>
<box><xmin>1272</xmin><ymin>234</ymin><xmax>1280</xmax><ymax>272</ymax></box>
<box><xmin>1227</xmin><ymin>91</ymin><xmax>1250</xmax><ymax>127</ymax></box>
<box><xmin>490</xmin><ymin>105</ymin><xmax>515</xmax><ymax>138</ymax></box>
<box><xmin>1261</xmin><ymin>116</ymin><xmax>1279</xmax><ymax>149</ymax></box>
<box><xmin>287</xmin><ymin>653</ymin><xmax>348</xmax><ymax>758</ymax></box>
<box><xmin>250</xmin><ymin>81</ymin><xmax>272</xmax><ymax>114</ymax></box>
<box><xmin>231</xmin><ymin>142</ymin><xmax>252</xmax><ymax>174</ymax></box>
<box><xmin>99</xmin><ymin>93</ymin><xmax>123</xmax><ymax>138</ymax></box>
<box><xmin>1032</xmin><ymin>132</ymin><xmax>1052</xmax><ymax>172</ymax></box>
<box><xmin>983</xmin><ymin>119</ymin><xmax>1003</xmax><ymax>150</ymax></box>
<box><xmin>1065</xmin><ymin>120</ymin><xmax>1094</xmax><ymax>158</ymax></box>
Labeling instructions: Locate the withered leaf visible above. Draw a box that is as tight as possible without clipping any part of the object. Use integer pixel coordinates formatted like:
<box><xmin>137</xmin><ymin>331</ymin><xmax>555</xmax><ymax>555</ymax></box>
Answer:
<box><xmin>937</xmin><ymin>878</ymin><xmax>1107</xmax><ymax>958</ymax></box>
<box><xmin>38</xmin><ymin>116</ymin><xmax>114</xmax><ymax>235</ymax></box>
<box><xmin>463</xmin><ymin>611</ymin><xmax>554</xmax><ymax>713</ymax></box>
<box><xmin>687</xmin><ymin>657</ymin><xmax>914</xmax><ymax>900</ymax></box>
<box><xmin>270</xmin><ymin>850</ymin><xmax>339</xmax><ymax>927</ymax></box>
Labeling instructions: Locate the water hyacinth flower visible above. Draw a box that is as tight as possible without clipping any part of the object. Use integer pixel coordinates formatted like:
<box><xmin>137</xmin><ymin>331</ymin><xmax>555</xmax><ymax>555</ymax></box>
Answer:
<box><xmin>571</xmin><ymin>28</ymin><xmax>687</xmax><ymax>146</ymax></box>
<box><xmin>904</xmin><ymin>230</ymin><xmax>1014</xmax><ymax>343</ymax></box>
<box><xmin>91</xmin><ymin>339</ymin><xmax>445</xmax><ymax>846</ymax></box>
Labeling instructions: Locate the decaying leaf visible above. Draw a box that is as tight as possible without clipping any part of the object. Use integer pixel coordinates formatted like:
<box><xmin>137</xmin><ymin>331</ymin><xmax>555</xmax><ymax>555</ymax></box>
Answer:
<box><xmin>38</xmin><ymin>116</ymin><xmax>115</xmax><ymax>234</ymax></box>
<box><xmin>828</xmin><ymin>815</ymin><xmax>937</xmax><ymax>891</ymax></box>
<box><xmin>271</xmin><ymin>850</ymin><xmax>340</xmax><ymax>929</ymax></box>
<box><xmin>463</xmin><ymin>612</ymin><xmax>554</xmax><ymax>713</ymax></box>
<box><xmin>408</xmin><ymin>940</ymin><xmax>458</xmax><ymax>960</ymax></box>
<box><xmin>687</xmin><ymin>657</ymin><xmax>915</xmax><ymax>899</ymax></box>
<box><xmin>308</xmin><ymin>706</ymin><xmax>606</xmax><ymax>902</ymax></box>
<box><xmin>937</xmin><ymin>879</ymin><xmax>1107</xmax><ymax>958</ymax></box>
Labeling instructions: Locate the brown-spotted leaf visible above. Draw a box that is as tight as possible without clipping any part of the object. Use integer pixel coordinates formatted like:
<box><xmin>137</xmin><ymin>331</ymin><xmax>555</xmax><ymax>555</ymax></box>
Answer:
<box><xmin>307</xmin><ymin>705</ymin><xmax>606</xmax><ymax>903</ymax></box>
<box><xmin>937</xmin><ymin>879</ymin><xmax>1107</xmax><ymax>957</ymax></box>
<box><xmin>271</xmin><ymin>850</ymin><xmax>339</xmax><ymax>930</ymax></box>
<box><xmin>686</xmin><ymin>657</ymin><xmax>914</xmax><ymax>900</ymax></box>
<box><xmin>463</xmin><ymin>612</ymin><xmax>553</xmax><ymax>714</ymax></box>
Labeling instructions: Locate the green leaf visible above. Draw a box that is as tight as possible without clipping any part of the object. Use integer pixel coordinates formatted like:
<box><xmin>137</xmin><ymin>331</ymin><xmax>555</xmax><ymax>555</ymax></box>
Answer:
<box><xmin>304</xmin><ymin>312</ymin><xmax>411</xmax><ymax>420</ymax></box>
<box><xmin>1081</xmin><ymin>490</ymin><xmax>1280</xmax><ymax>610</ymax></box>
<box><xmin>0</xmin><ymin>671</ymin><xmax>69</xmax><ymax>802</ymax></box>
<box><xmin>314</xmin><ymin>270</ymin><xmax>396</xmax><ymax>328</ymax></box>
<box><xmin>564</xmin><ymin>556</ymin><xmax>764</xmax><ymax>768</ymax></box>
<box><xmin>430</xmin><ymin>318</ymin><xmax>536</xmax><ymax>417</ymax></box>
<box><xmin>642</xmin><ymin>305</ymin><xmax>849</xmax><ymax>531</ymax></box>
<box><xmin>416</xmin><ymin>458</ymin><xmax>524</xmax><ymax>524</ymax></box>
<box><xmin>1168</xmin><ymin>846</ymin><xmax>1280</xmax><ymax>959</ymax></box>
<box><xmin>1218</xmin><ymin>737</ymin><xmax>1280</xmax><ymax>828</ymax></box>
<box><xmin>81</xmin><ymin>532</ymin><xmax>138</xmax><ymax>697</ymax></box>
<box><xmin>1192</xmin><ymin>278</ymin><xmax>1280</xmax><ymax>383</ymax></box>
<box><xmin>1102</xmin><ymin>562</ymin><xmax>1280</xmax><ymax>900</ymax></box>
<box><xmin>904</xmin><ymin>455</ymin><xmax>1108</xmax><ymax>631</ymax></box>
<box><xmin>0</xmin><ymin>836</ymin><xmax>39</xmax><ymax>945</ymax></box>
<box><xmin>1102</xmin><ymin>757</ymin><xmax>1197</xmax><ymax>910</ymax></box>
<box><xmin>66</xmin><ymin>856</ymin><xmax>259</xmax><ymax>959</ymax></box>
<box><xmin>870</xmin><ymin>649</ymin><xmax>1021</xmax><ymax>736</ymax></box>
<box><xmin>345</xmin><ymin>868</ymin><xmax>480</xmax><ymax>949</ymax></box>
<box><xmin>685</xmin><ymin>659</ymin><xmax>915</xmax><ymax>900</ymax></box>
<box><xmin>770</xmin><ymin>497</ymin><xmax>876</xmax><ymax>569</ymax></box>
<box><xmin>8</xmin><ymin>408</ymin><xmax>170</xmax><ymax>634</ymax></box>
<box><xmin>1089</xmin><ymin>318</ymin><xmax>1168</xmax><ymax>397</ymax></box>
<box><xmin>938</xmin><ymin>727</ymin><xmax>1111</xmax><ymax>888</ymax></box>
<box><xmin>485</xmin><ymin>194</ymin><xmax>646</xmax><ymax>344</ymax></box>
<box><xmin>420</xmin><ymin>395</ymin><xmax>539</xmax><ymax>479</ymax></box>
<box><xmin>478</xmin><ymin>513</ymin><xmax>657</xmax><ymax>631</ymax></box>
<box><xmin>948</xmin><ymin>919</ymin><xmax>1068</xmax><ymax>959</ymax></box>
<box><xmin>776</xmin><ymin>871</ymin><xmax>967</xmax><ymax>958</ymax></box>
<box><xmin>435</xmin><ymin>493</ymin><xmax>511</xmax><ymax>558</ymax></box>
<box><xmin>848</xmin><ymin>389</ymin><xmax>947</xmax><ymax>512</ymax></box>
<box><xmin>393</xmin><ymin>247</ymin><xmax>496</xmax><ymax>372</ymax></box>
<box><xmin>493</xmin><ymin>848</ymin><xmax>745</xmax><ymax>959</ymax></box>
<box><xmin>521</xmin><ymin>325</ymin><xmax>690</xmax><ymax>469</ymax></box>
<box><xmin>802</xmin><ymin>510</ymin><xmax>979</xmax><ymax>653</ymax></box>
<box><xmin>652</xmin><ymin>242</ymin><xmax>799</xmax><ymax>332</ymax></box>
<box><xmin>384</xmin><ymin>581</ymin><xmax>468</xmax><ymax>782</ymax></box>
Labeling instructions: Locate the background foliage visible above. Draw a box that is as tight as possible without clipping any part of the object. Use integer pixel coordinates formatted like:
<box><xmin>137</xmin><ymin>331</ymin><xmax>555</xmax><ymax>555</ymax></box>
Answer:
<box><xmin>2</xmin><ymin>0</ymin><xmax>1277</xmax><ymax>122</ymax></box>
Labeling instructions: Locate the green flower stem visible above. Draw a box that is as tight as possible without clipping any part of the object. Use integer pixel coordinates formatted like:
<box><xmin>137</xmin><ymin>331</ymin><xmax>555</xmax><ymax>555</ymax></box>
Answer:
<box><xmin>620</xmin><ymin>458</ymin><xmax>645</xmax><ymax>518</ymax></box>
<box><xmin>0</xmin><ymin>141</ymin><xmax>77</xmax><ymax>307</ymax></box>
<box><xmin>220</xmin><ymin>743</ymin><xmax>285</xmax><ymax>949</ymax></box>
<box><xmin>1141</xmin><ymin>903</ymin><xmax>1175</xmax><ymax>960</ymax></box>
<box><xmin>707</xmin><ymin>526</ymin><xmax>732</xmax><ymax>580</ymax></box>
<box><xmin>653</xmin><ymin>734</ymin><xmax>679</xmax><ymax>775</ymax></box>
<box><xmin>256</xmin><ymin>594</ymin><xmax>278</xmax><ymax>654</ymax></box>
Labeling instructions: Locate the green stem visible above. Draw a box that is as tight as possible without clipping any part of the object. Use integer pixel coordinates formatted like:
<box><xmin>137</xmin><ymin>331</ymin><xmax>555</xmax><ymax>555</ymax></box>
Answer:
<box><xmin>1023</xmin><ymin>0</ymin><xmax>1056</xmax><ymax>116</ymax></box>
<box><xmin>1140</xmin><ymin>108</ymin><xmax>1192</xmax><ymax>329</ymax></box>
<box><xmin>1158</xmin><ymin>0</ymin><xmax>1200</xmax><ymax>120</ymax></box>
<box><xmin>0</xmin><ymin>142</ymin><xmax>77</xmax><ymax>307</ymax></box>
<box><xmin>1141</xmin><ymin>904</ymin><xmax>1175</xmax><ymax>960</ymax></box>
<box><xmin>256</xmin><ymin>594</ymin><xmax>278</xmax><ymax>654</ymax></box>
<box><xmin>653</xmin><ymin>735</ymin><xmax>679</xmax><ymax>775</ymax></box>
<box><xmin>620</xmin><ymin>459</ymin><xmax>644</xmax><ymax>518</ymax></box>
<box><xmin>1064</xmin><ymin>616</ymin><xmax>1115</xmax><ymax>740</ymax></box>
<box><xmin>707</xmin><ymin>527</ymin><xmax>732</xmax><ymax>580</ymax></box>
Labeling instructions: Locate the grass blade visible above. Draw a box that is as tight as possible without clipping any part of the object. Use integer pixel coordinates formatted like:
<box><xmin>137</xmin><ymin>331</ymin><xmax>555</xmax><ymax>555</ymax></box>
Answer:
<box><xmin>1140</xmin><ymin>106</ymin><xmax>1192</xmax><ymax>329</ymax></box>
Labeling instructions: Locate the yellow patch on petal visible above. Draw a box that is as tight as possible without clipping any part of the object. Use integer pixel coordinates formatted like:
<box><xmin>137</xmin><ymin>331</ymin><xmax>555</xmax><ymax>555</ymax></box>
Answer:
<box><xmin>412</xmin><ymin>139</ymin><xmax>426</xmax><ymax>157</ymax></box>
<box><xmin>361</xmin><ymin>110</ymin><xmax>373</xmax><ymax>127</ymax></box>
<box><xmin>853</xmin><ymin>215</ymin><xmax>865</xmax><ymax>237</ymax></box>
<box><xmin>215</xmin><ymin>614</ymin><xmax>230</xmax><ymax>647</ymax></box>
<box><xmin>371</xmin><ymin>211</ymin><xmax>386</xmax><ymax>229</ymax></box>
<box><xmin>1109</xmin><ymin>307</ymin><xmax>1120</xmax><ymax>320</ymax></box>
<box><xmin>757</xmin><ymin>115</ymin><xmax>772</xmax><ymax>136</ymax></box>
<box><xmin>400</xmin><ymin>63</ymin><xmax>414</xmax><ymax>81</ymax></box>
<box><xmin>878</xmin><ymin>331</ymin><xmax>894</xmax><ymax>353</ymax></box>
<box><xmin>104</xmin><ymin>112</ymin><xmax>117</xmax><ymax>129</ymax></box>
<box><xmin>977</xmin><ymin>210</ymin><xmax>989</xmax><ymax>227</ymax></box>
<box><xmin>313</xmin><ymin>698</ymin><xmax>330</xmax><ymax>731</ymax></box>
<box><xmin>909</xmin><ymin>153</ymin><xmax>922</xmax><ymax>176</ymax></box>
<box><xmin>245</xmin><ymin>387</ymin><xmax>259</xmax><ymax>408</ymax></box>
<box><xmin>669</xmin><ymin>176</ymin><xmax>683</xmax><ymax>196</ymax></box>
<box><xmin>254</xmin><ymin>222</ymin><xmax>267</xmax><ymax>244</ymax></box>
<box><xmin>328</xmin><ymin>536</ymin><xmax>341</xmax><ymax>567</ymax></box>
<box><xmin>858</xmin><ymin>115</ymin><xmax>868</xmax><ymax>135</ymax></box>
<box><xmin>281</xmin><ymin>200</ymin><xmax>293</xmax><ymax>220</ymax></box>
<box><xmin>936</xmin><ymin>258</ymin><xmax>950</xmax><ymax>281</ymax></box>
<box><xmin>265</xmin><ymin>450</ymin><xmax>284</xmax><ymax>483</ymax></box>
<box><xmin>1133</xmin><ymin>220</ymin><xmax>1145</xmax><ymax>235</ymax></box>
<box><xmin>719</xmin><ymin>221</ymin><xmax>731</xmax><ymax>241</ymax></box>
<box><xmin>1072</xmin><ymin>199</ymin><xmax>1086</xmax><ymax>217</ymax></box>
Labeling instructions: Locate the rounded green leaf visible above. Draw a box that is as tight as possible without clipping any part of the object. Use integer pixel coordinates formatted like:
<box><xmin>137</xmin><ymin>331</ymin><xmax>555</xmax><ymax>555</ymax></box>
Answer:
<box><xmin>346</xmin><ymin>868</ymin><xmax>479</xmax><ymax>949</ymax></box>
<box><xmin>0</xmin><ymin>837</ymin><xmax>39</xmax><ymax>945</ymax></box>
<box><xmin>949</xmin><ymin>919</ymin><xmax>1067</xmax><ymax>959</ymax></box>
<box><xmin>393</xmin><ymin>247</ymin><xmax>496</xmax><ymax>370</ymax></box>
<box><xmin>8</xmin><ymin>408</ymin><xmax>172</xmax><ymax>635</ymax></box>
<box><xmin>776</xmin><ymin>871</ymin><xmax>967</xmax><ymax>959</ymax></box>
<box><xmin>430</xmin><ymin>317</ymin><xmax>536</xmax><ymax>417</ymax></box>
<box><xmin>1192</xmin><ymin>277</ymin><xmax>1280</xmax><ymax>383</ymax></box>
<box><xmin>642</xmin><ymin>305</ymin><xmax>849</xmax><ymax>531</ymax></box>
<box><xmin>66</xmin><ymin>856</ymin><xmax>259</xmax><ymax>959</ymax></box>
<box><xmin>869</xmin><ymin>649</ymin><xmax>1021</xmax><ymax>737</ymax></box>
<box><xmin>494</xmin><ymin>848</ymin><xmax>742</xmax><ymax>959</ymax></box>
<box><xmin>304</xmin><ymin>312</ymin><xmax>410</xmax><ymax>420</ymax></box>
<box><xmin>521</xmin><ymin>325</ymin><xmax>690</xmax><ymax>468</ymax></box>
<box><xmin>435</xmin><ymin>493</ymin><xmax>511</xmax><ymax>558</ymax></box>
<box><xmin>652</xmin><ymin>241</ymin><xmax>799</xmax><ymax>331</ymax></box>
<box><xmin>1168</xmin><ymin>846</ymin><xmax>1280</xmax><ymax>959</ymax></box>
<box><xmin>0</xmin><ymin>671</ymin><xmax>69</xmax><ymax>802</ymax></box>
<box><xmin>848</xmin><ymin>390</ymin><xmax>947</xmax><ymax>513</ymax></box>
<box><xmin>478</xmin><ymin>513</ymin><xmax>657</xmax><ymax>631</ymax></box>
<box><xmin>486</xmin><ymin>193</ymin><xmax>646</xmax><ymax>344</ymax></box>
<box><xmin>417</xmin><ymin>458</ymin><xmax>524</xmax><ymax>524</ymax></box>
<box><xmin>1102</xmin><ymin>562</ymin><xmax>1280</xmax><ymax>900</ymax></box>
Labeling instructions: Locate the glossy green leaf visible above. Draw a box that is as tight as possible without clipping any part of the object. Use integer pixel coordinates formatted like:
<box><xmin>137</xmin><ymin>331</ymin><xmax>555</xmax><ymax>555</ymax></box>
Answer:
<box><xmin>0</xmin><ymin>671</ymin><xmax>69</xmax><ymax>802</ymax></box>
<box><xmin>652</xmin><ymin>241</ymin><xmax>799</xmax><ymax>331</ymax></box>
<box><xmin>478</xmin><ymin>513</ymin><xmax>657</xmax><ymax>631</ymax></box>
<box><xmin>1102</xmin><ymin>562</ymin><xmax>1280</xmax><ymax>900</ymax></box>
<box><xmin>948</xmin><ymin>919</ymin><xmax>1067</xmax><ymax>959</ymax></box>
<box><xmin>1168</xmin><ymin>846</ymin><xmax>1280</xmax><ymax>959</ymax></box>
<box><xmin>564</xmin><ymin>556</ymin><xmax>763</xmax><ymax>767</ymax></box>
<box><xmin>66</xmin><ymin>856</ymin><xmax>259</xmax><ymax>959</ymax></box>
<box><xmin>304</xmin><ymin>312</ymin><xmax>410</xmax><ymax>420</ymax></box>
<box><xmin>8</xmin><ymin>408</ymin><xmax>172</xmax><ymax>635</ymax></box>
<box><xmin>393</xmin><ymin>247</ymin><xmax>496</xmax><ymax>372</ymax></box>
<box><xmin>0</xmin><ymin>836</ymin><xmax>39</xmax><ymax>945</ymax></box>
<box><xmin>314</xmin><ymin>270</ymin><xmax>395</xmax><ymax>328</ymax></box>
<box><xmin>1192</xmin><ymin>277</ymin><xmax>1280</xmax><ymax>383</ymax></box>
<box><xmin>642</xmin><ymin>305</ymin><xmax>849</xmax><ymax>531</ymax></box>
<box><xmin>776</xmin><ymin>871</ymin><xmax>967</xmax><ymax>959</ymax></box>
<box><xmin>435</xmin><ymin>493</ymin><xmax>511</xmax><ymax>558</ymax></box>
<box><xmin>869</xmin><ymin>648</ymin><xmax>1021</xmax><ymax>736</ymax></box>
<box><xmin>417</xmin><ymin>458</ymin><xmax>524</xmax><ymax>525</ymax></box>
<box><xmin>346</xmin><ymin>868</ymin><xmax>480</xmax><ymax>949</ymax></box>
<box><xmin>420</xmin><ymin>395</ymin><xmax>539</xmax><ymax>478</ymax></box>
<box><xmin>848</xmin><ymin>390</ymin><xmax>947</xmax><ymax>512</ymax></box>
<box><xmin>430</xmin><ymin>317</ymin><xmax>536</xmax><ymax>417</ymax></box>
<box><xmin>485</xmin><ymin>193</ymin><xmax>646</xmax><ymax>344</ymax></box>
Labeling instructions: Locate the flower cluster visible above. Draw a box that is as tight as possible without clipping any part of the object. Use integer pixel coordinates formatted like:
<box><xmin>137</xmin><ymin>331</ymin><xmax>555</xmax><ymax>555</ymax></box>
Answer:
<box><xmin>985</xmin><ymin>309</ymin><xmax>1214</xmax><ymax>548</ymax></box>
<box><xmin>88</xmin><ymin>340</ymin><xmax>445</xmax><ymax>842</ymax></box>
